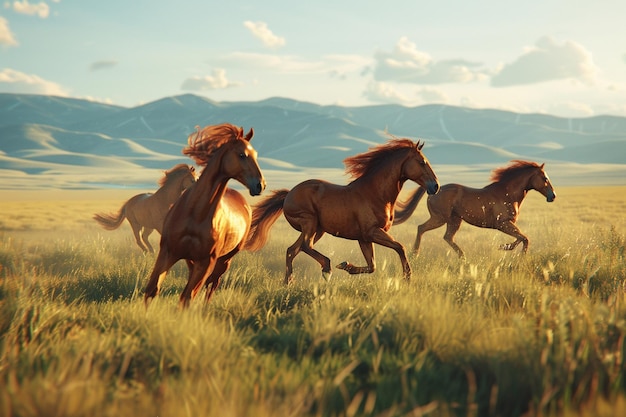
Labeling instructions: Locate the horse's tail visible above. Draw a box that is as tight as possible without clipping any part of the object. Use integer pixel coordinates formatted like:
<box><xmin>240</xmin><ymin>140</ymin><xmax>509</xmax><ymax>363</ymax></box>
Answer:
<box><xmin>93</xmin><ymin>203</ymin><xmax>127</xmax><ymax>230</ymax></box>
<box><xmin>393</xmin><ymin>187</ymin><xmax>426</xmax><ymax>225</ymax></box>
<box><xmin>244</xmin><ymin>189</ymin><xmax>289</xmax><ymax>251</ymax></box>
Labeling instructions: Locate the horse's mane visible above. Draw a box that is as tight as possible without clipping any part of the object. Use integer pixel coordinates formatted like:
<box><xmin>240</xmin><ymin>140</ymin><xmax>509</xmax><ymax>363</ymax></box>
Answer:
<box><xmin>158</xmin><ymin>164</ymin><xmax>193</xmax><ymax>186</ymax></box>
<box><xmin>344</xmin><ymin>138</ymin><xmax>419</xmax><ymax>179</ymax></box>
<box><xmin>490</xmin><ymin>160</ymin><xmax>542</xmax><ymax>183</ymax></box>
<box><xmin>183</xmin><ymin>123</ymin><xmax>245</xmax><ymax>166</ymax></box>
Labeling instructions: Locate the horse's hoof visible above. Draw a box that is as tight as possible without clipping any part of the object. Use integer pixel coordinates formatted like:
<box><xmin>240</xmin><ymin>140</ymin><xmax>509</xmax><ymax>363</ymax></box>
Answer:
<box><xmin>336</xmin><ymin>261</ymin><xmax>349</xmax><ymax>270</ymax></box>
<box><xmin>283</xmin><ymin>276</ymin><xmax>294</xmax><ymax>286</ymax></box>
<box><xmin>321</xmin><ymin>270</ymin><xmax>332</xmax><ymax>282</ymax></box>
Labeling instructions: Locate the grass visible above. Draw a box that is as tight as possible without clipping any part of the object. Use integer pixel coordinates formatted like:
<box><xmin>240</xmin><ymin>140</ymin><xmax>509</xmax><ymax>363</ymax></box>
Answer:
<box><xmin>0</xmin><ymin>186</ymin><xmax>625</xmax><ymax>416</ymax></box>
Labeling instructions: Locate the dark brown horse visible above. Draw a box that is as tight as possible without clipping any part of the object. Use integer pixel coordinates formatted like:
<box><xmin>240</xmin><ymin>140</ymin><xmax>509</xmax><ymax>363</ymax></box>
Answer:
<box><xmin>144</xmin><ymin>123</ymin><xmax>266</xmax><ymax>308</ymax></box>
<box><xmin>93</xmin><ymin>164</ymin><xmax>197</xmax><ymax>252</ymax></box>
<box><xmin>244</xmin><ymin>138</ymin><xmax>439</xmax><ymax>283</ymax></box>
<box><xmin>394</xmin><ymin>160</ymin><xmax>556</xmax><ymax>258</ymax></box>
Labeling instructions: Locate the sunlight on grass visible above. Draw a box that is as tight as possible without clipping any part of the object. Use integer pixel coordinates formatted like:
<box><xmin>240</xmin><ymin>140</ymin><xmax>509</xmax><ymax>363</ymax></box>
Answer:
<box><xmin>0</xmin><ymin>186</ymin><xmax>625</xmax><ymax>416</ymax></box>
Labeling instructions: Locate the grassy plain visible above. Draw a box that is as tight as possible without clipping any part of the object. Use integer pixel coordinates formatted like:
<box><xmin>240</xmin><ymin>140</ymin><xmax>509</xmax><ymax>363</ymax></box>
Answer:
<box><xmin>0</xmin><ymin>186</ymin><xmax>625</xmax><ymax>416</ymax></box>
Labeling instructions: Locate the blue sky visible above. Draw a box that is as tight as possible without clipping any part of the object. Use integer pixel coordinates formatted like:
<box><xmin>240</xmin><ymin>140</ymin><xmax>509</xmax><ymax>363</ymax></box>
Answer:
<box><xmin>1</xmin><ymin>0</ymin><xmax>626</xmax><ymax>117</ymax></box>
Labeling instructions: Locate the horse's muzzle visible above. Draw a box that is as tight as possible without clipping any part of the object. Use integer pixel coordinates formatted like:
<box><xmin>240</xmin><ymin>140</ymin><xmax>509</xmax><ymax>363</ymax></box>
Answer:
<box><xmin>546</xmin><ymin>189</ymin><xmax>556</xmax><ymax>202</ymax></box>
<box><xmin>248</xmin><ymin>179</ymin><xmax>266</xmax><ymax>196</ymax></box>
<box><xmin>426</xmin><ymin>180</ymin><xmax>440</xmax><ymax>195</ymax></box>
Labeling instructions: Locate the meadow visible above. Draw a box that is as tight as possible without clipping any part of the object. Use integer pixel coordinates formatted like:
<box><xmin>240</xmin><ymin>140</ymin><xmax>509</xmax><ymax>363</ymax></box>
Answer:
<box><xmin>0</xmin><ymin>186</ymin><xmax>625</xmax><ymax>416</ymax></box>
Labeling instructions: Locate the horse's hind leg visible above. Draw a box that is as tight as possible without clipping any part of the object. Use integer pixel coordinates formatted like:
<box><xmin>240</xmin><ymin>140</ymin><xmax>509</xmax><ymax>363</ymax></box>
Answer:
<box><xmin>129</xmin><ymin>222</ymin><xmax>149</xmax><ymax>252</ymax></box>
<box><xmin>285</xmin><ymin>234</ymin><xmax>304</xmax><ymax>285</ymax></box>
<box><xmin>415</xmin><ymin>215</ymin><xmax>446</xmax><ymax>255</ymax></box>
<box><xmin>301</xmin><ymin>230</ymin><xmax>331</xmax><ymax>281</ymax></box>
<box><xmin>141</xmin><ymin>228</ymin><xmax>155</xmax><ymax>253</ymax></box>
<box><xmin>498</xmin><ymin>221</ymin><xmax>529</xmax><ymax>253</ymax></box>
<box><xmin>443</xmin><ymin>216</ymin><xmax>465</xmax><ymax>258</ymax></box>
<box><xmin>285</xmin><ymin>228</ymin><xmax>331</xmax><ymax>284</ymax></box>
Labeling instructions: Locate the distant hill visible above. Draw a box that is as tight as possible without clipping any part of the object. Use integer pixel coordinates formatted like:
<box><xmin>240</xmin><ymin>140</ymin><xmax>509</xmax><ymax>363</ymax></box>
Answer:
<box><xmin>1</xmin><ymin>92</ymin><xmax>625</xmax><ymax>190</ymax></box>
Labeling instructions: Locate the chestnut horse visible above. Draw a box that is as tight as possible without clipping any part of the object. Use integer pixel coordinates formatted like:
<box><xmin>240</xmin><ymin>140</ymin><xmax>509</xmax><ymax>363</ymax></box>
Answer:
<box><xmin>394</xmin><ymin>160</ymin><xmax>556</xmax><ymax>258</ymax></box>
<box><xmin>244</xmin><ymin>138</ymin><xmax>439</xmax><ymax>284</ymax></box>
<box><xmin>93</xmin><ymin>164</ymin><xmax>196</xmax><ymax>252</ymax></box>
<box><xmin>144</xmin><ymin>123</ymin><xmax>266</xmax><ymax>308</ymax></box>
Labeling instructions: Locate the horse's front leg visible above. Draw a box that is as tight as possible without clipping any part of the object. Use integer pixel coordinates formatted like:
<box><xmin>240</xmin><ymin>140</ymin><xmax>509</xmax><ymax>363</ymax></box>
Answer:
<box><xmin>336</xmin><ymin>240</ymin><xmax>375</xmax><ymax>276</ymax></box>
<box><xmin>179</xmin><ymin>256</ymin><xmax>215</xmax><ymax>308</ymax></box>
<box><xmin>498</xmin><ymin>221</ymin><xmax>529</xmax><ymax>252</ymax></box>
<box><xmin>358</xmin><ymin>229</ymin><xmax>412</xmax><ymax>280</ymax></box>
<box><xmin>144</xmin><ymin>248</ymin><xmax>178</xmax><ymax>307</ymax></box>
<box><xmin>204</xmin><ymin>249</ymin><xmax>238</xmax><ymax>303</ymax></box>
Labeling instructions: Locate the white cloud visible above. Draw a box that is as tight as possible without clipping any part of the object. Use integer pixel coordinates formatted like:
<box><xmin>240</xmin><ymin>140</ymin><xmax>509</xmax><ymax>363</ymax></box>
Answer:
<box><xmin>0</xmin><ymin>68</ymin><xmax>68</xmax><ymax>95</ymax></box>
<box><xmin>89</xmin><ymin>60</ymin><xmax>118</xmax><ymax>72</ymax></box>
<box><xmin>0</xmin><ymin>16</ymin><xmax>17</xmax><ymax>46</ymax></box>
<box><xmin>180</xmin><ymin>68</ymin><xmax>242</xmax><ymax>91</ymax></box>
<box><xmin>491</xmin><ymin>36</ymin><xmax>597</xmax><ymax>87</ymax></box>
<box><xmin>363</xmin><ymin>81</ymin><xmax>412</xmax><ymax>105</ymax></box>
<box><xmin>10</xmin><ymin>0</ymin><xmax>50</xmax><ymax>18</ymax></box>
<box><xmin>373</xmin><ymin>37</ymin><xmax>485</xmax><ymax>85</ymax></box>
<box><xmin>416</xmin><ymin>87</ymin><xmax>449</xmax><ymax>103</ymax></box>
<box><xmin>218</xmin><ymin>52</ymin><xmax>369</xmax><ymax>77</ymax></box>
<box><xmin>219</xmin><ymin>52</ymin><xmax>323</xmax><ymax>73</ymax></box>
<box><xmin>243</xmin><ymin>21</ymin><xmax>285</xmax><ymax>49</ymax></box>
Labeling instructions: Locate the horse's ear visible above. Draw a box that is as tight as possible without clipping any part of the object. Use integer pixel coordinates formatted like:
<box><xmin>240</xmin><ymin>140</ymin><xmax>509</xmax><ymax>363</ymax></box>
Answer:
<box><xmin>540</xmin><ymin>163</ymin><xmax>545</xmax><ymax>169</ymax></box>
<box><xmin>416</xmin><ymin>141</ymin><xmax>424</xmax><ymax>151</ymax></box>
<box><xmin>245</xmin><ymin>127</ymin><xmax>254</xmax><ymax>141</ymax></box>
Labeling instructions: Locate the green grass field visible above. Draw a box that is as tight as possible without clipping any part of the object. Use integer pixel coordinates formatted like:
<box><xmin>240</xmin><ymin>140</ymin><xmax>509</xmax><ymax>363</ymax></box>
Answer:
<box><xmin>0</xmin><ymin>186</ymin><xmax>625</xmax><ymax>416</ymax></box>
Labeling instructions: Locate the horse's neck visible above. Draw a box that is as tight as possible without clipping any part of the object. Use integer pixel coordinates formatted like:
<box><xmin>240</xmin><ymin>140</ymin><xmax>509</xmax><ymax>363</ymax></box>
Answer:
<box><xmin>187</xmin><ymin>161</ymin><xmax>229</xmax><ymax>219</ymax></box>
<box><xmin>154</xmin><ymin>177</ymin><xmax>185</xmax><ymax>204</ymax></box>
<box><xmin>351</xmin><ymin>162</ymin><xmax>404</xmax><ymax>205</ymax></box>
<box><xmin>495</xmin><ymin>174</ymin><xmax>530</xmax><ymax>203</ymax></box>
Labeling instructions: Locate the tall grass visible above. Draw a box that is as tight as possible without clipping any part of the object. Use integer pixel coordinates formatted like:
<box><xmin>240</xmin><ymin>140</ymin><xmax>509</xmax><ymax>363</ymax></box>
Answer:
<box><xmin>0</xmin><ymin>187</ymin><xmax>625</xmax><ymax>416</ymax></box>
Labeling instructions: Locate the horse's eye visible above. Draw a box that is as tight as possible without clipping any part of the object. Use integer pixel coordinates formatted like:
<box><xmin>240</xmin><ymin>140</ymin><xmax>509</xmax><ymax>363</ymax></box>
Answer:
<box><xmin>239</xmin><ymin>153</ymin><xmax>246</xmax><ymax>159</ymax></box>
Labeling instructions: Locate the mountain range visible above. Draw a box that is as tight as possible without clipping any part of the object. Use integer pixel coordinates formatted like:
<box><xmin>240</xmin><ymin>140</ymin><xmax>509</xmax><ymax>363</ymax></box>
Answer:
<box><xmin>1</xmin><ymin>93</ymin><xmax>625</xmax><ymax>191</ymax></box>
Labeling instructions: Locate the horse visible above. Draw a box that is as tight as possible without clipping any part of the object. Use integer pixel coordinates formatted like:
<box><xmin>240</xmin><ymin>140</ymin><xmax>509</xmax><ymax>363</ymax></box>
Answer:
<box><xmin>93</xmin><ymin>164</ymin><xmax>197</xmax><ymax>253</ymax></box>
<box><xmin>144</xmin><ymin>123</ymin><xmax>266</xmax><ymax>308</ymax></box>
<box><xmin>393</xmin><ymin>160</ymin><xmax>556</xmax><ymax>258</ymax></box>
<box><xmin>244</xmin><ymin>138</ymin><xmax>439</xmax><ymax>284</ymax></box>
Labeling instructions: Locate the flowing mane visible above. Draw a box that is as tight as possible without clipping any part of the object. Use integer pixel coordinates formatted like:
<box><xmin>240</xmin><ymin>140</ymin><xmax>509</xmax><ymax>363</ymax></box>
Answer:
<box><xmin>183</xmin><ymin>123</ymin><xmax>246</xmax><ymax>166</ymax></box>
<box><xmin>490</xmin><ymin>160</ymin><xmax>542</xmax><ymax>183</ymax></box>
<box><xmin>344</xmin><ymin>138</ymin><xmax>420</xmax><ymax>179</ymax></box>
<box><xmin>158</xmin><ymin>164</ymin><xmax>194</xmax><ymax>186</ymax></box>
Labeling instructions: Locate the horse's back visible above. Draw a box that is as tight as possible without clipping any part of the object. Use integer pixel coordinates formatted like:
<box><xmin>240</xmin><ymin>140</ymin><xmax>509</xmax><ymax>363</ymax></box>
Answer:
<box><xmin>427</xmin><ymin>183</ymin><xmax>482</xmax><ymax>216</ymax></box>
<box><xmin>284</xmin><ymin>179</ymin><xmax>341</xmax><ymax>212</ymax></box>
<box><xmin>128</xmin><ymin>192</ymin><xmax>172</xmax><ymax>229</ymax></box>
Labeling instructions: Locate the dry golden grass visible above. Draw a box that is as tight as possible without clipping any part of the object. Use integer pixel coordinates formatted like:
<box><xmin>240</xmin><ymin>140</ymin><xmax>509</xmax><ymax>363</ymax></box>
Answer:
<box><xmin>0</xmin><ymin>185</ymin><xmax>625</xmax><ymax>417</ymax></box>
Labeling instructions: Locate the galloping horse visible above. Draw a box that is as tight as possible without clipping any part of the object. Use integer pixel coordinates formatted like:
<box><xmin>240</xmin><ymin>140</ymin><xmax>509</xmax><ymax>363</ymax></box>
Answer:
<box><xmin>394</xmin><ymin>160</ymin><xmax>556</xmax><ymax>258</ymax></box>
<box><xmin>144</xmin><ymin>123</ymin><xmax>265</xmax><ymax>308</ymax></box>
<box><xmin>244</xmin><ymin>138</ymin><xmax>439</xmax><ymax>284</ymax></box>
<box><xmin>93</xmin><ymin>164</ymin><xmax>196</xmax><ymax>252</ymax></box>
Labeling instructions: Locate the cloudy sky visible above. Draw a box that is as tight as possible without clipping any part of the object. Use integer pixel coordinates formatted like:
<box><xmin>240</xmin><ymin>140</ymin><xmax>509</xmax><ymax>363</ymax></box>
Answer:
<box><xmin>1</xmin><ymin>0</ymin><xmax>626</xmax><ymax>117</ymax></box>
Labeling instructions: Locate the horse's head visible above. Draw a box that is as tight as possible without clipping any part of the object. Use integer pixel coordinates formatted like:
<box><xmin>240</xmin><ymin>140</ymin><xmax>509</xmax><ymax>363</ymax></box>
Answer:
<box><xmin>402</xmin><ymin>141</ymin><xmax>439</xmax><ymax>195</ymax></box>
<box><xmin>529</xmin><ymin>163</ymin><xmax>556</xmax><ymax>202</ymax></box>
<box><xmin>223</xmin><ymin>128</ymin><xmax>266</xmax><ymax>196</ymax></box>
